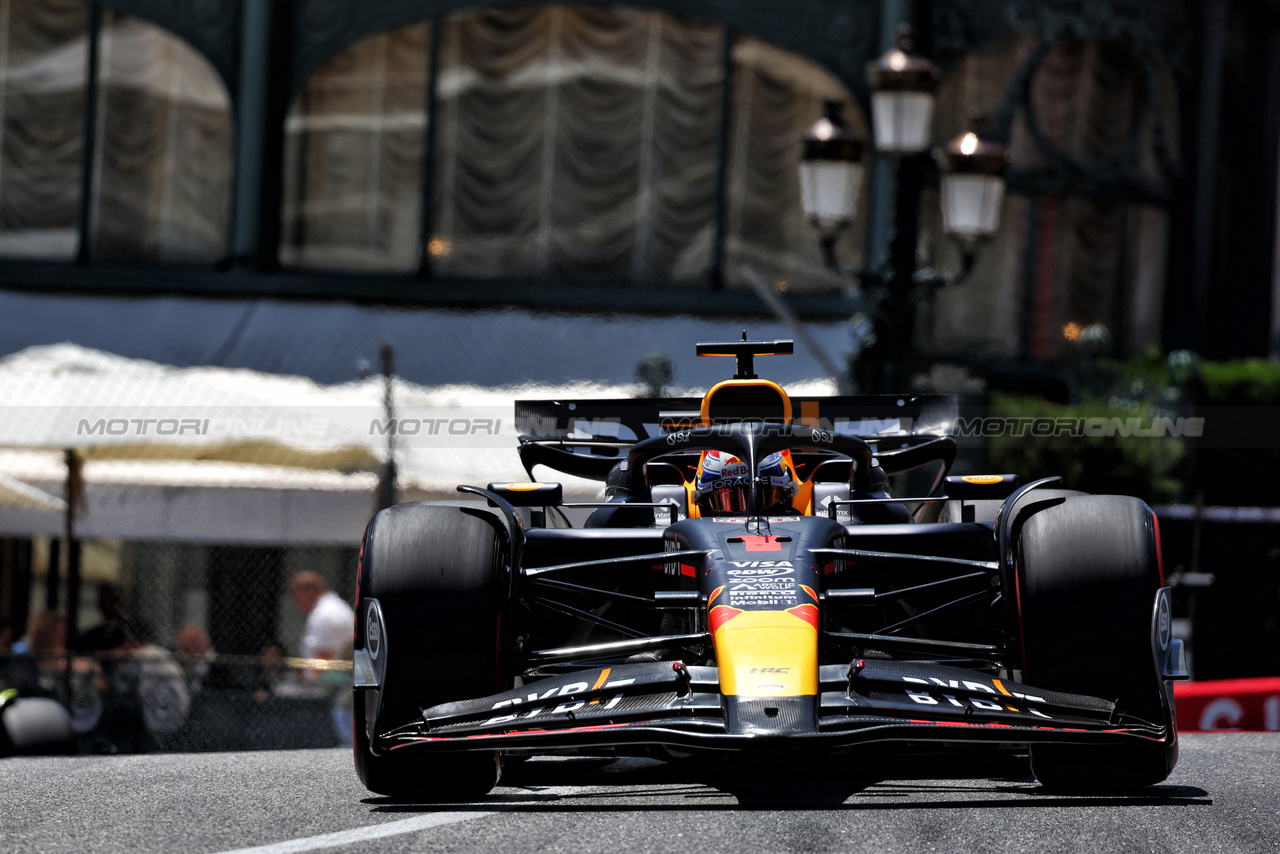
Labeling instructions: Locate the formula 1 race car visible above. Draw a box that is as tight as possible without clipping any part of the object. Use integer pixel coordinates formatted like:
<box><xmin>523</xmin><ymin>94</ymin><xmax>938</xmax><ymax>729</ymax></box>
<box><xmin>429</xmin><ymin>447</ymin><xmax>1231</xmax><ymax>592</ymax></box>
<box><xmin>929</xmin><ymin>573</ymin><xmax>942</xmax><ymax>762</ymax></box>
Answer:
<box><xmin>352</xmin><ymin>338</ymin><xmax>1186</xmax><ymax>799</ymax></box>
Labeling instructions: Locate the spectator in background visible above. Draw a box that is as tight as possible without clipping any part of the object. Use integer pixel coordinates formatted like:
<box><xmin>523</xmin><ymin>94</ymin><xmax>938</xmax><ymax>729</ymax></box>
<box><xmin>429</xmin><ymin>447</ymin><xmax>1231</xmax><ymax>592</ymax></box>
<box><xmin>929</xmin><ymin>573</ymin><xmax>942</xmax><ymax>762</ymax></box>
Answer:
<box><xmin>26</xmin><ymin>610</ymin><xmax>68</xmax><ymax>697</ymax></box>
<box><xmin>100</xmin><ymin>619</ymin><xmax>190</xmax><ymax>752</ymax></box>
<box><xmin>26</xmin><ymin>609</ymin><xmax>67</xmax><ymax>658</ymax></box>
<box><xmin>288</xmin><ymin>571</ymin><xmax>354</xmax><ymax>745</ymax></box>
<box><xmin>175</xmin><ymin>623</ymin><xmax>215</xmax><ymax>694</ymax></box>
<box><xmin>14</xmin><ymin>610</ymin><xmax>105</xmax><ymax>739</ymax></box>
<box><xmin>4</xmin><ymin>611</ymin><xmax>64</xmax><ymax>696</ymax></box>
<box><xmin>77</xmin><ymin>583</ymin><xmax>127</xmax><ymax>655</ymax></box>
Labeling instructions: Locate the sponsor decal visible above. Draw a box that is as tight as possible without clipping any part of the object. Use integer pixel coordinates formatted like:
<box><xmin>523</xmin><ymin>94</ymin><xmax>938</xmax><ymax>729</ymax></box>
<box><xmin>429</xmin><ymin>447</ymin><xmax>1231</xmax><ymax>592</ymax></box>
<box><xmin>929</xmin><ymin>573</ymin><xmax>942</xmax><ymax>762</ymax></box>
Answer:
<box><xmin>365</xmin><ymin>606</ymin><xmax>382</xmax><ymax>661</ymax></box>
<box><xmin>961</xmin><ymin>475</ymin><xmax>1005</xmax><ymax>485</ymax></box>
<box><xmin>750</xmin><ymin>667</ymin><xmax>791</xmax><ymax>674</ymax></box>
<box><xmin>502</xmin><ymin>482</ymin><xmax>546</xmax><ymax>491</ymax></box>
<box><xmin>666</xmin><ymin>430</ymin><xmax>691</xmax><ymax>446</ymax></box>
<box><xmin>901</xmin><ymin>675</ymin><xmax>1049</xmax><ymax>718</ymax></box>
<box><xmin>710</xmin><ymin>517</ymin><xmax>794</xmax><ymax>523</ymax></box>
<box><xmin>755</xmin><ymin>683</ymin><xmax>788</xmax><ymax>691</ymax></box>
<box><xmin>726</xmin><ymin>560</ymin><xmax>794</xmax><ymax>577</ymax></box>
<box><xmin>727</xmin><ymin>585</ymin><xmax>800</xmax><ymax>608</ymax></box>
<box><xmin>485</xmin><ymin>672</ymin><xmax>637</xmax><ymax>726</ymax></box>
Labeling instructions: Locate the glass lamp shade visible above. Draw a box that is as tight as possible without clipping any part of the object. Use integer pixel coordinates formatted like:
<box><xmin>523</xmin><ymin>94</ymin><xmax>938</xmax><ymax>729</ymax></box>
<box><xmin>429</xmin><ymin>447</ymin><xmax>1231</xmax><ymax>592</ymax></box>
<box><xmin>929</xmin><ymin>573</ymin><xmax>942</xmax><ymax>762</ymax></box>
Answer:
<box><xmin>800</xmin><ymin>159</ymin><xmax>863</xmax><ymax>228</ymax></box>
<box><xmin>870</xmin><ymin>90</ymin><xmax>935</xmax><ymax>154</ymax></box>
<box><xmin>940</xmin><ymin>173</ymin><xmax>1006</xmax><ymax>238</ymax></box>
<box><xmin>800</xmin><ymin>101</ymin><xmax>865</xmax><ymax>227</ymax></box>
<box><xmin>935</xmin><ymin>131</ymin><xmax>1010</xmax><ymax>239</ymax></box>
<box><xmin>866</xmin><ymin>45</ymin><xmax>938</xmax><ymax>154</ymax></box>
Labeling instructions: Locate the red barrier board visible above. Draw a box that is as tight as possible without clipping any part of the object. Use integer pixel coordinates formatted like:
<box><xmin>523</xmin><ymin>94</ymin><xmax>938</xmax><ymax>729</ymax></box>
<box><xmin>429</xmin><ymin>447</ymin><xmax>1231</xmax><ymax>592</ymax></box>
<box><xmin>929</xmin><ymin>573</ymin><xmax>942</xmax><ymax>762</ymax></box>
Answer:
<box><xmin>1174</xmin><ymin>678</ymin><xmax>1280</xmax><ymax>732</ymax></box>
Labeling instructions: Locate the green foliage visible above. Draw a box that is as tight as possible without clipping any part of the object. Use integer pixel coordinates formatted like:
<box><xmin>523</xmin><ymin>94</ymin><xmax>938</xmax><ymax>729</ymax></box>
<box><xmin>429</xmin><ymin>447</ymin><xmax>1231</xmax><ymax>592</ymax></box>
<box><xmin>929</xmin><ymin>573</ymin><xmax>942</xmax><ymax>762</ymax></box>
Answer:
<box><xmin>1197</xmin><ymin>359</ymin><xmax>1280</xmax><ymax>404</ymax></box>
<box><xmin>987</xmin><ymin>352</ymin><xmax>1279</xmax><ymax>506</ymax></box>
<box><xmin>988</xmin><ymin>393</ymin><xmax>1186</xmax><ymax>504</ymax></box>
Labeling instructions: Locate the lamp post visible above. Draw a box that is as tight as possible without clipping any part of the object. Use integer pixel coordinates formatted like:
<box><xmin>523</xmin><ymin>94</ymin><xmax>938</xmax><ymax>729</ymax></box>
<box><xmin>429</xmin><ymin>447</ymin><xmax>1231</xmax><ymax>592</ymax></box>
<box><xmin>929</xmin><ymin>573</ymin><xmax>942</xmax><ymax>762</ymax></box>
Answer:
<box><xmin>800</xmin><ymin>28</ymin><xmax>1010</xmax><ymax>392</ymax></box>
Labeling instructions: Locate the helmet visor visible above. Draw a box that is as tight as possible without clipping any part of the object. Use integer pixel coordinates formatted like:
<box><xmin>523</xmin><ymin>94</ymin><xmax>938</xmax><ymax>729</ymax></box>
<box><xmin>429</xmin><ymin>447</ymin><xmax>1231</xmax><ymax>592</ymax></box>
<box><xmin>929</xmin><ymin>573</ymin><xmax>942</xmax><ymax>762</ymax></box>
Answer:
<box><xmin>700</xmin><ymin>479</ymin><xmax>750</xmax><ymax>515</ymax></box>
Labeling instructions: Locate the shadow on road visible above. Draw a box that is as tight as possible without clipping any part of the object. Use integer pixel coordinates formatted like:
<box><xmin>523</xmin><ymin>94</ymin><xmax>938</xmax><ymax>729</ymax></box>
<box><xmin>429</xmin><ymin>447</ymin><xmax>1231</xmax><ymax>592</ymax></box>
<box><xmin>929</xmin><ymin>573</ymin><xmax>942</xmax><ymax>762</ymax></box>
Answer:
<box><xmin>364</xmin><ymin>748</ymin><xmax>1212</xmax><ymax>812</ymax></box>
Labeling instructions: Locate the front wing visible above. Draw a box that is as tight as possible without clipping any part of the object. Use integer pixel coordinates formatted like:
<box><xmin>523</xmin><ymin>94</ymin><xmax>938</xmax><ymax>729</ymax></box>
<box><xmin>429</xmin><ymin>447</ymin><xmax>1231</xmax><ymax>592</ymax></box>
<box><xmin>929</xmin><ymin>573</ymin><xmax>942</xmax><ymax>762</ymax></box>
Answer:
<box><xmin>373</xmin><ymin>658</ymin><xmax>1170</xmax><ymax>756</ymax></box>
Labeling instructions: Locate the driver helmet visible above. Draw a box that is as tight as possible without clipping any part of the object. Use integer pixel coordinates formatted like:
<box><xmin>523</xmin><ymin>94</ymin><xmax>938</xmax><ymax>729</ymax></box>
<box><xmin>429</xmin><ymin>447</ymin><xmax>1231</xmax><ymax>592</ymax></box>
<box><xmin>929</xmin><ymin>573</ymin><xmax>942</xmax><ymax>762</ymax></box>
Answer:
<box><xmin>696</xmin><ymin>450</ymin><xmax>796</xmax><ymax>515</ymax></box>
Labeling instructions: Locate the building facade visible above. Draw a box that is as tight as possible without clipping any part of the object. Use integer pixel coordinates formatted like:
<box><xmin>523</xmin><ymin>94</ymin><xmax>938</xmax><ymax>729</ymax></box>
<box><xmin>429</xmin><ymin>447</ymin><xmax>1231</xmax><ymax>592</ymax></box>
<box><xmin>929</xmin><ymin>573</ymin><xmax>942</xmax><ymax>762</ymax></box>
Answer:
<box><xmin>0</xmin><ymin>0</ymin><xmax>1274</xmax><ymax>362</ymax></box>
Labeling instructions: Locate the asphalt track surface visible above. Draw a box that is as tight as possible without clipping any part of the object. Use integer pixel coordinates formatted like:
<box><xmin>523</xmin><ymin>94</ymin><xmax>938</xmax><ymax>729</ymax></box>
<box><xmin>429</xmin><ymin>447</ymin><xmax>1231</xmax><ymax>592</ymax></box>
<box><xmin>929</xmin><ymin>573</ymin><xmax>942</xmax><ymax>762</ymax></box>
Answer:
<box><xmin>3</xmin><ymin>734</ymin><xmax>1276</xmax><ymax>853</ymax></box>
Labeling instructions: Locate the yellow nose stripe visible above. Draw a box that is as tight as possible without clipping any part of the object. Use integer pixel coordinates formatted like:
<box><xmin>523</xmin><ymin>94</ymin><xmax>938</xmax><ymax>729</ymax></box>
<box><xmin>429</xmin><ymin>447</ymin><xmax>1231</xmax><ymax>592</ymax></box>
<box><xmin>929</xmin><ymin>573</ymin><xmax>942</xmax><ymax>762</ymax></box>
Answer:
<box><xmin>713</xmin><ymin>610</ymin><xmax>817</xmax><ymax>696</ymax></box>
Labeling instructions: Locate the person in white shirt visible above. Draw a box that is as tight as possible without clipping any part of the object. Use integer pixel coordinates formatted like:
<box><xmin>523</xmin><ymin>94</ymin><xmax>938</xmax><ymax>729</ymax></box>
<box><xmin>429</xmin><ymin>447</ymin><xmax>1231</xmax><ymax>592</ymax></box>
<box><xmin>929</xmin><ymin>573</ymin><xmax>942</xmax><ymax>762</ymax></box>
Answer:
<box><xmin>289</xmin><ymin>571</ymin><xmax>355</xmax><ymax>745</ymax></box>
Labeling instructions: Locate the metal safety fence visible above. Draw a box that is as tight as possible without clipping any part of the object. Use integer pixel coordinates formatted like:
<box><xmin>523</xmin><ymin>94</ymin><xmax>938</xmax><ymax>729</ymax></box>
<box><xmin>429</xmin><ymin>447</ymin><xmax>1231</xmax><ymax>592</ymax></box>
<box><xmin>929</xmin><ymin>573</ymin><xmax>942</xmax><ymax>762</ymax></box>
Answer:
<box><xmin>1</xmin><ymin>539</ymin><xmax>359</xmax><ymax>753</ymax></box>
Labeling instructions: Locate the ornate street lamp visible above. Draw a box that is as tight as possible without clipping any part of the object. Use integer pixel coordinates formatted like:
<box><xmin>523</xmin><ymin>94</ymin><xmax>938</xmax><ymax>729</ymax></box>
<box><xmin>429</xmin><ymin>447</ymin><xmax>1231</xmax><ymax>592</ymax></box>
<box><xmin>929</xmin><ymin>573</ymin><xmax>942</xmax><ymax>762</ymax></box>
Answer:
<box><xmin>800</xmin><ymin>100</ymin><xmax>864</xmax><ymax>269</ymax></box>
<box><xmin>933</xmin><ymin>129</ymin><xmax>1011</xmax><ymax>278</ymax></box>
<box><xmin>798</xmin><ymin>26</ymin><xmax>1010</xmax><ymax>393</ymax></box>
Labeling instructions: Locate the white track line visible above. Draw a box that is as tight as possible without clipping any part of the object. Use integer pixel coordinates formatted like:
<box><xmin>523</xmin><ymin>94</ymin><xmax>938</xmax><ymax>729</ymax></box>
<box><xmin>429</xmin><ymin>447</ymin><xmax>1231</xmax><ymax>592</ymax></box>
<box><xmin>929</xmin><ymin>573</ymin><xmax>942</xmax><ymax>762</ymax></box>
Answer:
<box><xmin>213</xmin><ymin>785</ymin><xmax>579</xmax><ymax>854</ymax></box>
<box><xmin>213</xmin><ymin>811</ymin><xmax>495</xmax><ymax>854</ymax></box>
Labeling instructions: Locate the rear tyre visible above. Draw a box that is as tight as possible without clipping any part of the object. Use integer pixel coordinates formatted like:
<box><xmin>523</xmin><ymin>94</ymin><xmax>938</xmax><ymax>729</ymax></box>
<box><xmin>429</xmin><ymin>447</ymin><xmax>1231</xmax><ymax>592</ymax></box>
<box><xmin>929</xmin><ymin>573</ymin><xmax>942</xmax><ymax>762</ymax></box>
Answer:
<box><xmin>1017</xmin><ymin>495</ymin><xmax>1176</xmax><ymax>791</ymax></box>
<box><xmin>354</xmin><ymin>502</ymin><xmax>508</xmax><ymax>800</ymax></box>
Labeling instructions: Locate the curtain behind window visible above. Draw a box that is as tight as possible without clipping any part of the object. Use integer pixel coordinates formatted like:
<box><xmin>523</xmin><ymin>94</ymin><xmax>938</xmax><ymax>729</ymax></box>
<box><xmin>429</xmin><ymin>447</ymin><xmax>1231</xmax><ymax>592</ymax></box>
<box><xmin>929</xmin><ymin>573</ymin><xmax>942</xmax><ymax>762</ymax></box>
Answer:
<box><xmin>430</xmin><ymin>6</ymin><xmax>724</xmax><ymax>285</ymax></box>
<box><xmin>90</xmin><ymin>11</ymin><xmax>231</xmax><ymax>264</ymax></box>
<box><xmin>723</xmin><ymin>35</ymin><xmax>863</xmax><ymax>294</ymax></box>
<box><xmin>283</xmin><ymin>6</ymin><xmax>859</xmax><ymax>292</ymax></box>
<box><xmin>0</xmin><ymin>0</ymin><xmax>87</xmax><ymax>260</ymax></box>
<box><xmin>281</xmin><ymin>22</ymin><xmax>429</xmax><ymax>272</ymax></box>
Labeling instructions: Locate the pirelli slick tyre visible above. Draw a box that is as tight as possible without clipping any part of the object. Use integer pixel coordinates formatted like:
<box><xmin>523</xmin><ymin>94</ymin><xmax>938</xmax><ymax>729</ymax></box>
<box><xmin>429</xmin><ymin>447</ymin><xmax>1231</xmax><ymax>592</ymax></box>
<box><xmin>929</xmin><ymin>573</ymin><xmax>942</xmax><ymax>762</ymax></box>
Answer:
<box><xmin>1017</xmin><ymin>494</ymin><xmax>1176</xmax><ymax>791</ymax></box>
<box><xmin>354</xmin><ymin>503</ymin><xmax>508</xmax><ymax>800</ymax></box>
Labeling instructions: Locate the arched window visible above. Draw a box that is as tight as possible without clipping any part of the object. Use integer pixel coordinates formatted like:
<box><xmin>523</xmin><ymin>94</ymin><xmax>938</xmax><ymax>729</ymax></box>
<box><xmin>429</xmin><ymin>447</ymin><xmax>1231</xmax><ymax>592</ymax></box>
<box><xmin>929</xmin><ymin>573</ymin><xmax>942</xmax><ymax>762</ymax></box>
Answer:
<box><xmin>281</xmin><ymin>22</ymin><xmax>430</xmax><ymax>273</ymax></box>
<box><xmin>724</xmin><ymin>35</ymin><xmax>864</xmax><ymax>293</ymax></box>
<box><xmin>282</xmin><ymin>5</ymin><xmax>863</xmax><ymax>293</ymax></box>
<box><xmin>0</xmin><ymin>2</ymin><xmax>232</xmax><ymax>264</ymax></box>
<box><xmin>0</xmin><ymin>0</ymin><xmax>89</xmax><ymax>260</ymax></box>
<box><xmin>89</xmin><ymin>10</ymin><xmax>232</xmax><ymax>263</ymax></box>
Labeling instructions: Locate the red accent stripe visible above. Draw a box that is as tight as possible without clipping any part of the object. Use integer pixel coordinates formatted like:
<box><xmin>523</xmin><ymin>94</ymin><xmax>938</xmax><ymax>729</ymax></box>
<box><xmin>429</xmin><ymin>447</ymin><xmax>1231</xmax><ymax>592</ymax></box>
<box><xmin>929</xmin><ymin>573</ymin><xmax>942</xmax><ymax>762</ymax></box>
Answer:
<box><xmin>786</xmin><ymin>604</ymin><xmax>819</xmax><ymax>629</ymax></box>
<box><xmin>680</xmin><ymin>564</ymin><xmax>697</xmax><ymax>578</ymax></box>
<box><xmin>741</xmin><ymin>535</ymin><xmax>783</xmax><ymax>552</ymax></box>
<box><xmin>709</xmin><ymin>605</ymin><xmax>744</xmax><ymax>632</ymax></box>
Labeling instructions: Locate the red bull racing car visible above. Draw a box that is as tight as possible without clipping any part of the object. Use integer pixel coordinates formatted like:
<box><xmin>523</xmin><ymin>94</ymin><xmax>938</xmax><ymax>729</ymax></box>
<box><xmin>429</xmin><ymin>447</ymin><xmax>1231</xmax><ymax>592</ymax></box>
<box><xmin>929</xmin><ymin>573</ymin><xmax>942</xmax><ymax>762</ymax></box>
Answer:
<box><xmin>352</xmin><ymin>338</ymin><xmax>1186</xmax><ymax>799</ymax></box>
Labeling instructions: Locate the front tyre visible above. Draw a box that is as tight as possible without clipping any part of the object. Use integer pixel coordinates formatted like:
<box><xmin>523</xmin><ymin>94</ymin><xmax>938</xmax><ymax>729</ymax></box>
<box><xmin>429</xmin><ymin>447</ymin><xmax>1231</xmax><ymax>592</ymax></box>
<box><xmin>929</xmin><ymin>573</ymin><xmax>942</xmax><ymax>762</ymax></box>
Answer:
<box><xmin>1017</xmin><ymin>494</ymin><xmax>1176</xmax><ymax>791</ymax></box>
<box><xmin>354</xmin><ymin>503</ymin><xmax>509</xmax><ymax>800</ymax></box>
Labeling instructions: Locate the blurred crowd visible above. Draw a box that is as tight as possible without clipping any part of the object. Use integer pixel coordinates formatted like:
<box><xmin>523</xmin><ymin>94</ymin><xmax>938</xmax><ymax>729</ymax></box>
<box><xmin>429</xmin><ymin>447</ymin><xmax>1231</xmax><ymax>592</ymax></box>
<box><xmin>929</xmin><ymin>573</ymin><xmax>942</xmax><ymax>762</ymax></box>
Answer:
<box><xmin>0</xmin><ymin>574</ymin><xmax>354</xmax><ymax>753</ymax></box>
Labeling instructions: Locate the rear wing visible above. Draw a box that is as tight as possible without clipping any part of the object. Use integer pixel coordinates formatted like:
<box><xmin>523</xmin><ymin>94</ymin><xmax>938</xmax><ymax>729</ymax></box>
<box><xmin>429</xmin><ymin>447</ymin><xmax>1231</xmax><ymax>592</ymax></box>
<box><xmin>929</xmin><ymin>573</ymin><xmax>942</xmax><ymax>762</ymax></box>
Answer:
<box><xmin>515</xmin><ymin>394</ymin><xmax>958</xmax><ymax>482</ymax></box>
